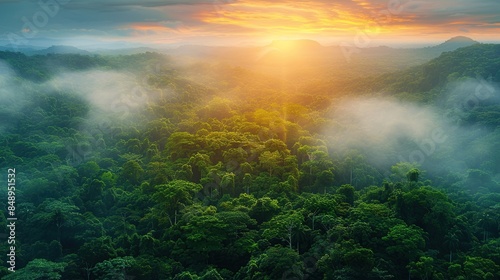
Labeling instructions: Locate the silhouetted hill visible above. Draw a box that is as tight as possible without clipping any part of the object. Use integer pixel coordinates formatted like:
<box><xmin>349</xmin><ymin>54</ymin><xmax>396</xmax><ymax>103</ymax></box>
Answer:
<box><xmin>92</xmin><ymin>47</ymin><xmax>159</xmax><ymax>55</ymax></box>
<box><xmin>419</xmin><ymin>36</ymin><xmax>479</xmax><ymax>57</ymax></box>
<box><xmin>29</xmin><ymin>45</ymin><xmax>91</xmax><ymax>55</ymax></box>
<box><xmin>0</xmin><ymin>50</ymin><xmax>166</xmax><ymax>81</ymax></box>
<box><xmin>352</xmin><ymin>43</ymin><xmax>500</xmax><ymax>97</ymax></box>
<box><xmin>438</xmin><ymin>36</ymin><xmax>479</xmax><ymax>49</ymax></box>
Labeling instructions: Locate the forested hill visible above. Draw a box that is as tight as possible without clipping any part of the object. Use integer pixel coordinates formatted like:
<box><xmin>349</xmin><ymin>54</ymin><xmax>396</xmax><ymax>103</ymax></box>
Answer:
<box><xmin>0</xmin><ymin>51</ymin><xmax>166</xmax><ymax>81</ymax></box>
<box><xmin>351</xmin><ymin>44</ymin><xmax>500</xmax><ymax>99</ymax></box>
<box><xmin>0</xmin><ymin>43</ymin><xmax>499</xmax><ymax>279</ymax></box>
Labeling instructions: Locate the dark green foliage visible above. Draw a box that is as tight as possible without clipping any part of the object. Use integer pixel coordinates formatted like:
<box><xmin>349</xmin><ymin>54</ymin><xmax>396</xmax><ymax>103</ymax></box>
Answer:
<box><xmin>1</xmin><ymin>45</ymin><xmax>499</xmax><ymax>280</ymax></box>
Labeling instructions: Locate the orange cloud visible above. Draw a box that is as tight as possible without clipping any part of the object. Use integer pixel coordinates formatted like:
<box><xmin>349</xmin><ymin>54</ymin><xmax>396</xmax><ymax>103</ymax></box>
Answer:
<box><xmin>116</xmin><ymin>1</ymin><xmax>500</xmax><ymax>46</ymax></box>
<box><xmin>188</xmin><ymin>0</ymin><xmax>436</xmax><ymax>42</ymax></box>
<box><xmin>197</xmin><ymin>1</ymin><xmax>379</xmax><ymax>37</ymax></box>
<box><xmin>129</xmin><ymin>23</ymin><xmax>173</xmax><ymax>32</ymax></box>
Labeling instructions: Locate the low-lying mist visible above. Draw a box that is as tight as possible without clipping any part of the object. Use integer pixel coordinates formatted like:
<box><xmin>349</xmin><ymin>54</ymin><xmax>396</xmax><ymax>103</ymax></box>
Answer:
<box><xmin>0</xmin><ymin>61</ymin><xmax>162</xmax><ymax>131</ymax></box>
<box><xmin>0</xmin><ymin>61</ymin><xmax>29</xmax><ymax>133</ymax></box>
<box><xmin>325</xmin><ymin>77</ymin><xmax>500</xmax><ymax>186</ymax></box>
<box><xmin>48</xmin><ymin>70</ymin><xmax>145</xmax><ymax>112</ymax></box>
<box><xmin>0</xmin><ymin>60</ymin><xmax>170</xmax><ymax>170</ymax></box>
<box><xmin>46</xmin><ymin>69</ymin><xmax>162</xmax><ymax>129</ymax></box>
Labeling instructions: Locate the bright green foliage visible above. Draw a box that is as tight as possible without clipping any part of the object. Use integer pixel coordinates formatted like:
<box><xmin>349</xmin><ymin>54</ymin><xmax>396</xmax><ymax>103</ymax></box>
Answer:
<box><xmin>243</xmin><ymin>246</ymin><xmax>302</xmax><ymax>280</ymax></box>
<box><xmin>463</xmin><ymin>257</ymin><xmax>500</xmax><ymax>280</ymax></box>
<box><xmin>262</xmin><ymin>210</ymin><xmax>305</xmax><ymax>250</ymax></box>
<box><xmin>180</xmin><ymin>211</ymin><xmax>228</xmax><ymax>261</ymax></box>
<box><xmin>92</xmin><ymin>257</ymin><xmax>135</xmax><ymax>280</ymax></box>
<box><xmin>31</xmin><ymin>199</ymin><xmax>81</xmax><ymax>242</ymax></box>
<box><xmin>200</xmin><ymin>269</ymin><xmax>224</xmax><ymax>280</ymax></box>
<box><xmin>259</xmin><ymin>150</ymin><xmax>281</xmax><ymax>176</ymax></box>
<box><xmin>173</xmin><ymin>271</ymin><xmax>200</xmax><ymax>280</ymax></box>
<box><xmin>3</xmin><ymin>259</ymin><xmax>66</xmax><ymax>280</ymax></box>
<box><xmin>408</xmin><ymin>256</ymin><xmax>434</xmax><ymax>280</ymax></box>
<box><xmin>152</xmin><ymin>180</ymin><xmax>203</xmax><ymax>225</ymax></box>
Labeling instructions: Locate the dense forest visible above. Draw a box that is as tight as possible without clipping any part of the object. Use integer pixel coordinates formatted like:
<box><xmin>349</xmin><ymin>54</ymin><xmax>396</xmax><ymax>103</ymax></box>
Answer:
<box><xmin>0</xmin><ymin>41</ymin><xmax>499</xmax><ymax>279</ymax></box>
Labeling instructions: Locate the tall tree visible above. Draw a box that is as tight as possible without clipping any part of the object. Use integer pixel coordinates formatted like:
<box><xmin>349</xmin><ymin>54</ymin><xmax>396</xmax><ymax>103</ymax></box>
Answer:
<box><xmin>153</xmin><ymin>180</ymin><xmax>202</xmax><ymax>225</ymax></box>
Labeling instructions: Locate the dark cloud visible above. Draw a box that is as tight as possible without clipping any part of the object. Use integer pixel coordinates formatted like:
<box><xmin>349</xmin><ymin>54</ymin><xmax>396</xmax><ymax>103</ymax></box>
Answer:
<box><xmin>68</xmin><ymin>0</ymin><xmax>216</xmax><ymax>8</ymax></box>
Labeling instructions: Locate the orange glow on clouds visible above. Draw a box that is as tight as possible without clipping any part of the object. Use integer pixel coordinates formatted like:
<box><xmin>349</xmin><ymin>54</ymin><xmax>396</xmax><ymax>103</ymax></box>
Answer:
<box><xmin>199</xmin><ymin>1</ymin><xmax>384</xmax><ymax>37</ymax></box>
<box><xmin>119</xmin><ymin>0</ymin><xmax>500</xmax><ymax>46</ymax></box>
<box><xmin>129</xmin><ymin>23</ymin><xmax>173</xmax><ymax>32</ymax></box>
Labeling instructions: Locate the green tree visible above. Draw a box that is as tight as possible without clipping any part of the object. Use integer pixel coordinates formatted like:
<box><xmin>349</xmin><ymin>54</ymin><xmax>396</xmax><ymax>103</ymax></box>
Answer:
<box><xmin>447</xmin><ymin>263</ymin><xmax>463</xmax><ymax>279</ymax></box>
<box><xmin>77</xmin><ymin>161</ymin><xmax>101</xmax><ymax>180</ymax></box>
<box><xmin>317</xmin><ymin>242</ymin><xmax>376</xmax><ymax>279</ymax></box>
<box><xmin>153</xmin><ymin>180</ymin><xmax>202</xmax><ymax>225</ymax></box>
<box><xmin>337</xmin><ymin>184</ymin><xmax>355</xmax><ymax>206</ymax></box>
<box><xmin>252</xmin><ymin>246</ymin><xmax>303</xmax><ymax>279</ymax></box>
<box><xmin>262</xmin><ymin>210</ymin><xmax>305</xmax><ymax>250</ymax></box>
<box><xmin>406</xmin><ymin>168</ymin><xmax>420</xmax><ymax>187</ymax></box>
<box><xmin>3</xmin><ymin>259</ymin><xmax>66</xmax><ymax>280</ymax></box>
<box><xmin>78</xmin><ymin>237</ymin><xmax>118</xmax><ymax>278</ymax></box>
<box><xmin>200</xmin><ymin>268</ymin><xmax>224</xmax><ymax>280</ymax></box>
<box><xmin>180</xmin><ymin>207</ymin><xmax>227</xmax><ymax>264</ymax></box>
<box><xmin>31</xmin><ymin>199</ymin><xmax>81</xmax><ymax>242</ymax></box>
<box><xmin>390</xmin><ymin>162</ymin><xmax>421</xmax><ymax>184</ymax></box>
<box><xmin>92</xmin><ymin>256</ymin><xmax>135</xmax><ymax>280</ymax></box>
<box><xmin>408</xmin><ymin>256</ymin><xmax>434</xmax><ymax>280</ymax></box>
<box><xmin>395</xmin><ymin>186</ymin><xmax>455</xmax><ymax>248</ymax></box>
<box><xmin>259</xmin><ymin>150</ymin><xmax>281</xmax><ymax>176</ymax></box>
<box><xmin>121</xmin><ymin>160</ymin><xmax>144</xmax><ymax>185</ymax></box>
<box><xmin>315</xmin><ymin>169</ymin><xmax>334</xmax><ymax>194</ymax></box>
<box><xmin>383</xmin><ymin>224</ymin><xmax>426</xmax><ymax>263</ymax></box>
<box><xmin>302</xmin><ymin>193</ymin><xmax>337</xmax><ymax>231</ymax></box>
<box><xmin>81</xmin><ymin>179</ymin><xmax>105</xmax><ymax>201</ymax></box>
<box><xmin>166</xmin><ymin>132</ymin><xmax>200</xmax><ymax>160</ymax></box>
<box><xmin>188</xmin><ymin>152</ymin><xmax>212</xmax><ymax>182</ymax></box>
<box><xmin>444</xmin><ymin>227</ymin><xmax>460</xmax><ymax>262</ymax></box>
<box><xmin>174</xmin><ymin>271</ymin><xmax>200</xmax><ymax>280</ymax></box>
<box><xmin>249</xmin><ymin>196</ymin><xmax>281</xmax><ymax>224</ymax></box>
<box><xmin>463</xmin><ymin>256</ymin><xmax>499</xmax><ymax>280</ymax></box>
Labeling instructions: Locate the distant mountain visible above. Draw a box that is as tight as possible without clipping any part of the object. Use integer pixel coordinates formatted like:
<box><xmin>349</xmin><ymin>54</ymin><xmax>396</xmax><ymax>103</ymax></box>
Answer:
<box><xmin>91</xmin><ymin>47</ymin><xmax>160</xmax><ymax>55</ymax></box>
<box><xmin>420</xmin><ymin>36</ymin><xmax>479</xmax><ymax>56</ymax></box>
<box><xmin>28</xmin><ymin>45</ymin><xmax>91</xmax><ymax>55</ymax></box>
<box><xmin>358</xmin><ymin>43</ymin><xmax>500</xmax><ymax>97</ymax></box>
<box><xmin>438</xmin><ymin>36</ymin><xmax>478</xmax><ymax>48</ymax></box>
<box><xmin>164</xmin><ymin>37</ymin><xmax>482</xmax><ymax>73</ymax></box>
<box><xmin>0</xmin><ymin>45</ymin><xmax>43</xmax><ymax>53</ymax></box>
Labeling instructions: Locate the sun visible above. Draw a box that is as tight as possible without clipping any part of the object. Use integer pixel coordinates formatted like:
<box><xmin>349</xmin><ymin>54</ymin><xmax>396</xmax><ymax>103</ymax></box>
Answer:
<box><xmin>269</xmin><ymin>39</ymin><xmax>322</xmax><ymax>52</ymax></box>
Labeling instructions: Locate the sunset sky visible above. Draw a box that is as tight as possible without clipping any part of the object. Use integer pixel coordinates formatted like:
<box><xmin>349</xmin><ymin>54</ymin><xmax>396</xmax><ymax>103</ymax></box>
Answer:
<box><xmin>1</xmin><ymin>0</ymin><xmax>500</xmax><ymax>48</ymax></box>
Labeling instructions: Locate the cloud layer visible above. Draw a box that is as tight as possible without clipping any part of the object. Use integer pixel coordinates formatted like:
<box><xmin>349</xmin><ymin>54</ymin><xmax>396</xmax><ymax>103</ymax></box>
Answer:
<box><xmin>1</xmin><ymin>0</ymin><xmax>499</xmax><ymax>47</ymax></box>
<box><xmin>325</xmin><ymin>77</ymin><xmax>500</xmax><ymax>180</ymax></box>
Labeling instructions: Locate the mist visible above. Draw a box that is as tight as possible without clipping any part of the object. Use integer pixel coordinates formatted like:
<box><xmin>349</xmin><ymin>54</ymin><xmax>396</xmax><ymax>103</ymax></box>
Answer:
<box><xmin>0</xmin><ymin>61</ymin><xmax>31</xmax><ymax>133</ymax></box>
<box><xmin>0</xmin><ymin>60</ymin><xmax>168</xmax><ymax>168</ymax></box>
<box><xmin>46</xmin><ymin>69</ymin><xmax>161</xmax><ymax>125</ymax></box>
<box><xmin>325</xmin><ymin>77</ymin><xmax>500</xmax><ymax>185</ymax></box>
<box><xmin>1</xmin><ymin>62</ymin><xmax>162</xmax><ymax>127</ymax></box>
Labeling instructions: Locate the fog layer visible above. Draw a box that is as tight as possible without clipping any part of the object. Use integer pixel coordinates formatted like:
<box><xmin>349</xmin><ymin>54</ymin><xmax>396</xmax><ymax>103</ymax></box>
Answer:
<box><xmin>326</xmin><ymin>77</ymin><xmax>500</xmax><ymax>181</ymax></box>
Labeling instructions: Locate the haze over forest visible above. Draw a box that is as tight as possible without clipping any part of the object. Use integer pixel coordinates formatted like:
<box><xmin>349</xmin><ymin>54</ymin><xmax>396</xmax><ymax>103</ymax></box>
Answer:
<box><xmin>1</xmin><ymin>0</ymin><xmax>500</xmax><ymax>279</ymax></box>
